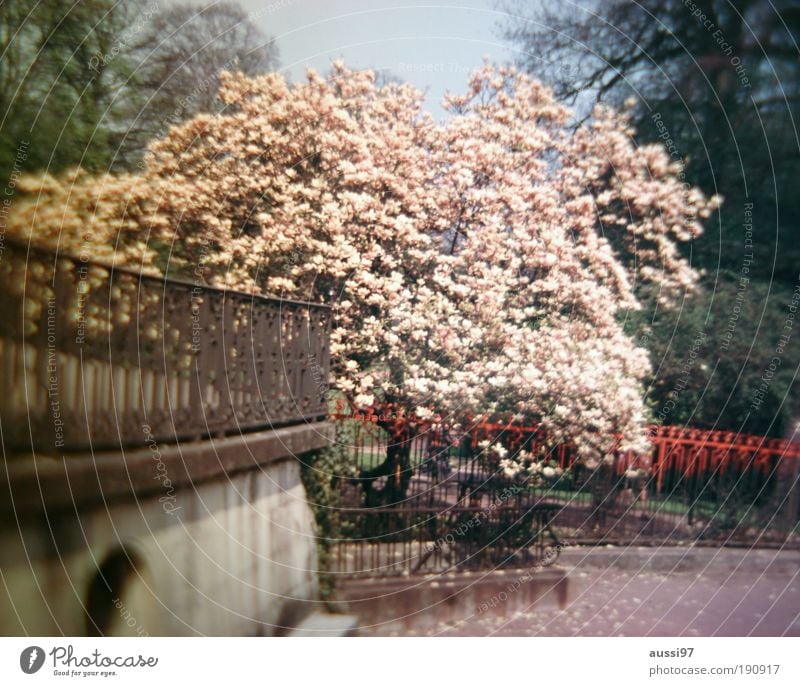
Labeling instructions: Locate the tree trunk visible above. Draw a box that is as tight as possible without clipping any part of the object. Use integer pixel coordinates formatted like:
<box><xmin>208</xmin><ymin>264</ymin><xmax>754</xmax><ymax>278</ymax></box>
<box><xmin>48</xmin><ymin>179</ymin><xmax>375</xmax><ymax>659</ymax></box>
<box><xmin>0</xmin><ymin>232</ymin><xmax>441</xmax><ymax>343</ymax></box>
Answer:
<box><xmin>359</xmin><ymin>417</ymin><xmax>414</xmax><ymax>507</ymax></box>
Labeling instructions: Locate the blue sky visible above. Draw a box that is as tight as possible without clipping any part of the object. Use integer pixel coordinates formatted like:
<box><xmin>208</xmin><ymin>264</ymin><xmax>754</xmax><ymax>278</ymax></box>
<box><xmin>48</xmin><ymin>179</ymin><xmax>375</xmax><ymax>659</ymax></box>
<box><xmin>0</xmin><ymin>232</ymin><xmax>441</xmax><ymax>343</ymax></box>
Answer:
<box><xmin>235</xmin><ymin>0</ymin><xmax>524</xmax><ymax>119</ymax></box>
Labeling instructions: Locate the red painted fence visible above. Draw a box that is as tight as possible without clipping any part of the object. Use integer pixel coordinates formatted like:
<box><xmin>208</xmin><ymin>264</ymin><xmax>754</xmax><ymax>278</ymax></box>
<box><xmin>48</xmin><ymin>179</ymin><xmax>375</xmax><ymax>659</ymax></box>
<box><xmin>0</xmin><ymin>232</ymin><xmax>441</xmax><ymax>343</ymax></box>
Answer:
<box><xmin>336</xmin><ymin>403</ymin><xmax>799</xmax><ymax>492</ymax></box>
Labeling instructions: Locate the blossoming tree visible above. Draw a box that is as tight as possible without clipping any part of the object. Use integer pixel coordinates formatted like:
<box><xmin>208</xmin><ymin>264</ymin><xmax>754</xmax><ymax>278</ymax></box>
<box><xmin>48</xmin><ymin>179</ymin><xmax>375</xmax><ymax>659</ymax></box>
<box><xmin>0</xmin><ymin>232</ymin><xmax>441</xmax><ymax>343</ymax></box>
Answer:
<box><xmin>5</xmin><ymin>62</ymin><xmax>717</xmax><ymax>499</ymax></box>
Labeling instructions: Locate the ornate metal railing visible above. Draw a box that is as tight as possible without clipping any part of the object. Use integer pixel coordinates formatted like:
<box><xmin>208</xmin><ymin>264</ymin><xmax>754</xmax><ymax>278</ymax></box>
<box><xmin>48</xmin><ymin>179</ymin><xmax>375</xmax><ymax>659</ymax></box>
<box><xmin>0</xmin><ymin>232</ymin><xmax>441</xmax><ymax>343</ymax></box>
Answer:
<box><xmin>0</xmin><ymin>240</ymin><xmax>331</xmax><ymax>452</ymax></box>
<box><xmin>333</xmin><ymin>505</ymin><xmax>562</xmax><ymax>578</ymax></box>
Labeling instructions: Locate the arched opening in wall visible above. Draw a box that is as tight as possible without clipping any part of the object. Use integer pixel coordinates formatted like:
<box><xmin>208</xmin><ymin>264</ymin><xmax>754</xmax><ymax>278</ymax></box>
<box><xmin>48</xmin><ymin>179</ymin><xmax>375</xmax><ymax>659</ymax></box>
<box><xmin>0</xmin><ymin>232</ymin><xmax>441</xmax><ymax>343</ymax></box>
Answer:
<box><xmin>85</xmin><ymin>547</ymin><xmax>147</xmax><ymax>636</ymax></box>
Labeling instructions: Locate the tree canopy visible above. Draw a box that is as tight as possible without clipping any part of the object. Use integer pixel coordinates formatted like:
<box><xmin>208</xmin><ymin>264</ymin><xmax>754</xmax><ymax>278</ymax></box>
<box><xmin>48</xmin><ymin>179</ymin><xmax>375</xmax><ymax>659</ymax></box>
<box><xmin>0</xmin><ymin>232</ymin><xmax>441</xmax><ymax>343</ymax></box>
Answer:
<box><xmin>0</xmin><ymin>0</ymin><xmax>135</xmax><ymax>180</ymax></box>
<box><xmin>5</xmin><ymin>62</ymin><xmax>716</xmax><ymax>456</ymax></box>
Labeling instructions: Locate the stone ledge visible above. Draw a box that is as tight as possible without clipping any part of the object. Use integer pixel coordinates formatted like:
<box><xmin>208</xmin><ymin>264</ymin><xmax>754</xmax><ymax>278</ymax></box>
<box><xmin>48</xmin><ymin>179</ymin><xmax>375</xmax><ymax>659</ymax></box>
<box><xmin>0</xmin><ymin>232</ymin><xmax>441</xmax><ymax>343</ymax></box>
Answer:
<box><xmin>284</xmin><ymin>611</ymin><xmax>359</xmax><ymax>637</ymax></box>
<box><xmin>332</xmin><ymin>567</ymin><xmax>569</xmax><ymax>634</ymax></box>
<box><xmin>557</xmin><ymin>544</ymin><xmax>800</xmax><ymax>573</ymax></box>
<box><xmin>1</xmin><ymin>421</ymin><xmax>335</xmax><ymax>518</ymax></box>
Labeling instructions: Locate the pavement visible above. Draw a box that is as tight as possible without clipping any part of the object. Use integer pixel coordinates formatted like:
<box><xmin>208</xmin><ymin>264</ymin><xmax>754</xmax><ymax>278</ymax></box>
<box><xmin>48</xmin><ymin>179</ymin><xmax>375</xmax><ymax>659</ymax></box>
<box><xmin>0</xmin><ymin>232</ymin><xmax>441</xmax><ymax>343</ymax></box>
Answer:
<box><xmin>365</xmin><ymin>546</ymin><xmax>800</xmax><ymax>636</ymax></box>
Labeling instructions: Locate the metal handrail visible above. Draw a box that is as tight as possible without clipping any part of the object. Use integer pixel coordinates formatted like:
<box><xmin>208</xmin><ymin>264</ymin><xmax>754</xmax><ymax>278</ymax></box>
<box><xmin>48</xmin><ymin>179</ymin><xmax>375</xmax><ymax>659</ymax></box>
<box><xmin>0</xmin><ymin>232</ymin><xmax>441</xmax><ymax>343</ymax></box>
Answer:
<box><xmin>0</xmin><ymin>239</ymin><xmax>332</xmax><ymax>452</ymax></box>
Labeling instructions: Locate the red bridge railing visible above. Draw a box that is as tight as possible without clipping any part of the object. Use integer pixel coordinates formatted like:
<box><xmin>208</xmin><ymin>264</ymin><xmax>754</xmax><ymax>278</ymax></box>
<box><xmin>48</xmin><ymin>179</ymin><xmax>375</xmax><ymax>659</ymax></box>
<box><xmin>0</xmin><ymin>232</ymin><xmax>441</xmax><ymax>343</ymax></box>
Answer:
<box><xmin>334</xmin><ymin>403</ymin><xmax>799</xmax><ymax>492</ymax></box>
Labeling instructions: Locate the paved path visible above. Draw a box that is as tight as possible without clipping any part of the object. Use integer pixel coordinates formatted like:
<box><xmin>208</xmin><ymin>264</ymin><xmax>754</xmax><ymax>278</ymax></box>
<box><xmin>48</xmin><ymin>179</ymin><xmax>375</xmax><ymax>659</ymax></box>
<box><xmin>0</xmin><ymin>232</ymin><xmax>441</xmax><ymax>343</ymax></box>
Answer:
<box><xmin>380</xmin><ymin>547</ymin><xmax>800</xmax><ymax>636</ymax></box>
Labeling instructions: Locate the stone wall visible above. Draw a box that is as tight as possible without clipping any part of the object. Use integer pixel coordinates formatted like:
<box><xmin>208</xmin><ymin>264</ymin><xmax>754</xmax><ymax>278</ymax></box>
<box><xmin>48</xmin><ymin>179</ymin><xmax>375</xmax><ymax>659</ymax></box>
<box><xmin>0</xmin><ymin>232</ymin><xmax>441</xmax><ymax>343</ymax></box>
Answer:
<box><xmin>0</xmin><ymin>423</ymin><xmax>333</xmax><ymax>636</ymax></box>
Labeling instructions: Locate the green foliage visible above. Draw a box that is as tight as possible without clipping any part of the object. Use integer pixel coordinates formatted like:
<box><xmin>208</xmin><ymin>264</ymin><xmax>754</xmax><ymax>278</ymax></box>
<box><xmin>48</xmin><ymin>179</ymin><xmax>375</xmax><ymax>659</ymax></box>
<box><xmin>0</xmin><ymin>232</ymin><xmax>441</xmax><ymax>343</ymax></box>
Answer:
<box><xmin>0</xmin><ymin>1</ymin><xmax>278</xmax><ymax>179</ymax></box>
<box><xmin>298</xmin><ymin>439</ymin><xmax>358</xmax><ymax>601</ymax></box>
<box><xmin>629</xmin><ymin>273</ymin><xmax>799</xmax><ymax>436</ymax></box>
<box><xmin>504</xmin><ymin>1</ymin><xmax>800</xmax><ymax>437</ymax></box>
<box><xmin>0</xmin><ymin>0</ymin><xmax>139</xmax><ymax>182</ymax></box>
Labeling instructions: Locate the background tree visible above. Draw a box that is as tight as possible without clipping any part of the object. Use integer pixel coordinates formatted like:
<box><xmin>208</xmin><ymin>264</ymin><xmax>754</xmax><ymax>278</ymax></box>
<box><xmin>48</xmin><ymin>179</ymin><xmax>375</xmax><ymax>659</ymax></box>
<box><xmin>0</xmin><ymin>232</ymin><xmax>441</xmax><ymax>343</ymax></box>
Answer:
<box><xmin>0</xmin><ymin>1</ymin><xmax>278</xmax><ymax>178</ymax></box>
<box><xmin>627</xmin><ymin>274</ymin><xmax>800</xmax><ymax>437</ymax></box>
<box><xmin>0</xmin><ymin>0</ymin><xmax>137</xmax><ymax>181</ymax></box>
<box><xmin>501</xmin><ymin>0</ymin><xmax>799</xmax><ymax>280</ymax></box>
<box><xmin>116</xmin><ymin>1</ymin><xmax>279</xmax><ymax>168</ymax></box>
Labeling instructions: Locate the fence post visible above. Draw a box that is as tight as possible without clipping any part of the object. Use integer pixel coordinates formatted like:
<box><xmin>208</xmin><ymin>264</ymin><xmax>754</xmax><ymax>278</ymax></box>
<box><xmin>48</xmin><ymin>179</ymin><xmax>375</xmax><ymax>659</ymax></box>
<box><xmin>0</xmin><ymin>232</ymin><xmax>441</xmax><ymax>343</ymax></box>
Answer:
<box><xmin>784</xmin><ymin>453</ymin><xmax>800</xmax><ymax>534</ymax></box>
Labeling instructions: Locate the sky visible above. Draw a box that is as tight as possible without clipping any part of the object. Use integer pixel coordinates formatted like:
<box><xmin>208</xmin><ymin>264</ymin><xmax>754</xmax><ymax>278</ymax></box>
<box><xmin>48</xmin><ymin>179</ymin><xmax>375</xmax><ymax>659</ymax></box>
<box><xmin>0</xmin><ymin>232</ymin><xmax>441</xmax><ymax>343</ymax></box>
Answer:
<box><xmin>234</xmin><ymin>0</ymin><xmax>523</xmax><ymax>119</ymax></box>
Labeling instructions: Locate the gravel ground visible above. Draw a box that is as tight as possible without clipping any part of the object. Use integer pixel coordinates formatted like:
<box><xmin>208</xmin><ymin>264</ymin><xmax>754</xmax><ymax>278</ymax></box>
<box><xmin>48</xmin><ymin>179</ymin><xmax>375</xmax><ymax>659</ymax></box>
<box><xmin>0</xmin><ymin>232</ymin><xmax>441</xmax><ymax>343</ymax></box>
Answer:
<box><xmin>383</xmin><ymin>547</ymin><xmax>800</xmax><ymax>636</ymax></box>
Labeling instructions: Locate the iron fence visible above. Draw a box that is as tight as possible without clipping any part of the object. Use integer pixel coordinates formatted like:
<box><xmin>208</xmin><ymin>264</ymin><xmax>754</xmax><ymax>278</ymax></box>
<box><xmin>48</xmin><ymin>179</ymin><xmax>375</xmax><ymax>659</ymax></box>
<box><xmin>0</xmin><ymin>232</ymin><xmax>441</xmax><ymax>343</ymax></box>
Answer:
<box><xmin>331</xmin><ymin>411</ymin><xmax>800</xmax><ymax>577</ymax></box>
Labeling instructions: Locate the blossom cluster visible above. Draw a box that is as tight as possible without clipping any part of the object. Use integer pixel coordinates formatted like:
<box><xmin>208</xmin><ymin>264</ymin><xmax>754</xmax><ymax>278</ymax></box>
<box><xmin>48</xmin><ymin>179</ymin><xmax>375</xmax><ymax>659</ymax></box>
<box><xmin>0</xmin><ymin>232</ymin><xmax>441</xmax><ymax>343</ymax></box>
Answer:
<box><xmin>477</xmin><ymin>440</ymin><xmax>567</xmax><ymax>485</ymax></box>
